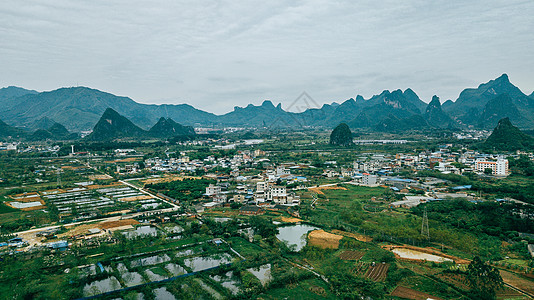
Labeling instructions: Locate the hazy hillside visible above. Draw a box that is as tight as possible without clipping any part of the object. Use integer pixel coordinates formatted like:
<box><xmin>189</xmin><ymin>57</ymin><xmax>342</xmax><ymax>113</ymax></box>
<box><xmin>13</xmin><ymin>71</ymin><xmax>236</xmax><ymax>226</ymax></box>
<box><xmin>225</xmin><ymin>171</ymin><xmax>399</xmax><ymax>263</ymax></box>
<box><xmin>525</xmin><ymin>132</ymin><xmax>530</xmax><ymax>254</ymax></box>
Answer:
<box><xmin>2</xmin><ymin>74</ymin><xmax>534</xmax><ymax>131</ymax></box>
<box><xmin>0</xmin><ymin>87</ymin><xmax>216</xmax><ymax>132</ymax></box>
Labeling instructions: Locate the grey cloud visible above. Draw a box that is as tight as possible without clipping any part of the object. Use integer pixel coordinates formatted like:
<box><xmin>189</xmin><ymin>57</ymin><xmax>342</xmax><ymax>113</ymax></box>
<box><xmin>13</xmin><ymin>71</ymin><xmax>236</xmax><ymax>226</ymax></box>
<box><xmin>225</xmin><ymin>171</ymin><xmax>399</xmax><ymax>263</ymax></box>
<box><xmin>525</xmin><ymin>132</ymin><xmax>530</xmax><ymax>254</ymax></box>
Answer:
<box><xmin>0</xmin><ymin>1</ymin><xmax>533</xmax><ymax>114</ymax></box>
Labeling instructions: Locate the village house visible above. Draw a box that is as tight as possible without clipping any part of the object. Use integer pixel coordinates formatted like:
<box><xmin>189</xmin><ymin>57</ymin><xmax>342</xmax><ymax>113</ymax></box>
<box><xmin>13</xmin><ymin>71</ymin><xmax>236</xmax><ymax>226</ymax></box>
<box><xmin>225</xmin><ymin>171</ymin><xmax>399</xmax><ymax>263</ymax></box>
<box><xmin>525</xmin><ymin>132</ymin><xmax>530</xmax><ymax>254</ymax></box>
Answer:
<box><xmin>205</xmin><ymin>184</ymin><xmax>222</xmax><ymax>196</ymax></box>
<box><xmin>239</xmin><ymin>205</ymin><xmax>264</xmax><ymax>216</ymax></box>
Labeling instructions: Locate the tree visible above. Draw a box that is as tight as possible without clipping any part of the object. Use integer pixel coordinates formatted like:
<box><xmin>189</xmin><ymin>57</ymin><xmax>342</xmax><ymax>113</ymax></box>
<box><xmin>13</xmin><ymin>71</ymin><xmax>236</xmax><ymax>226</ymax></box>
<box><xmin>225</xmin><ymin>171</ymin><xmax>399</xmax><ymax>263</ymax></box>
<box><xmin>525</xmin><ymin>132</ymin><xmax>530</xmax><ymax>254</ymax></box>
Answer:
<box><xmin>249</xmin><ymin>216</ymin><xmax>278</xmax><ymax>239</ymax></box>
<box><xmin>508</xmin><ymin>155</ymin><xmax>534</xmax><ymax>176</ymax></box>
<box><xmin>484</xmin><ymin>168</ymin><xmax>493</xmax><ymax>175</ymax></box>
<box><xmin>329</xmin><ymin>272</ymin><xmax>384</xmax><ymax>299</ymax></box>
<box><xmin>190</xmin><ymin>221</ymin><xmax>201</xmax><ymax>234</ymax></box>
<box><xmin>69</xmin><ymin>203</ymin><xmax>78</xmax><ymax>217</ymax></box>
<box><xmin>465</xmin><ymin>256</ymin><xmax>504</xmax><ymax>299</ymax></box>
<box><xmin>329</xmin><ymin>123</ymin><xmax>353</xmax><ymax>146</ymax></box>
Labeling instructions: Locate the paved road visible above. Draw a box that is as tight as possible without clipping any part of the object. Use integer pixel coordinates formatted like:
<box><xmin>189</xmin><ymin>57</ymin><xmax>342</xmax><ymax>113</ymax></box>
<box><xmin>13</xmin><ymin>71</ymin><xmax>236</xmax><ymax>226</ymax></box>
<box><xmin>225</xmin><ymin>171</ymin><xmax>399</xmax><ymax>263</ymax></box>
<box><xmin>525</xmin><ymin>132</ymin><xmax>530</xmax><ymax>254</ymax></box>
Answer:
<box><xmin>119</xmin><ymin>179</ymin><xmax>179</xmax><ymax>209</ymax></box>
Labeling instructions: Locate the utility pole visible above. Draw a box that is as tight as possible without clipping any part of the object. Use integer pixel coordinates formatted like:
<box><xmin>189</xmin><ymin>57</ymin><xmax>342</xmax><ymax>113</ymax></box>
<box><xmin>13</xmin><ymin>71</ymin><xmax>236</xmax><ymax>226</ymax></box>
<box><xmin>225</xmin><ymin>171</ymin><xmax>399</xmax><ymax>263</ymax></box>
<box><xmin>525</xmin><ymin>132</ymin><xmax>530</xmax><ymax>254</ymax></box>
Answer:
<box><xmin>421</xmin><ymin>206</ymin><xmax>430</xmax><ymax>240</ymax></box>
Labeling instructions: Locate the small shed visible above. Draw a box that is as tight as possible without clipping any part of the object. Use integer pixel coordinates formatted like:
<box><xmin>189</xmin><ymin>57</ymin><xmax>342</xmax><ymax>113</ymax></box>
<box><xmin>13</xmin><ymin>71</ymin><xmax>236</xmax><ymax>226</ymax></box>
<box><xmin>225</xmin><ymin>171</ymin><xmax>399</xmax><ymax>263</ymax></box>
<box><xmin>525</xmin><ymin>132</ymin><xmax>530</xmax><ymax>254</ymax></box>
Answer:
<box><xmin>47</xmin><ymin>240</ymin><xmax>69</xmax><ymax>250</ymax></box>
<box><xmin>87</xmin><ymin>228</ymin><xmax>101</xmax><ymax>235</ymax></box>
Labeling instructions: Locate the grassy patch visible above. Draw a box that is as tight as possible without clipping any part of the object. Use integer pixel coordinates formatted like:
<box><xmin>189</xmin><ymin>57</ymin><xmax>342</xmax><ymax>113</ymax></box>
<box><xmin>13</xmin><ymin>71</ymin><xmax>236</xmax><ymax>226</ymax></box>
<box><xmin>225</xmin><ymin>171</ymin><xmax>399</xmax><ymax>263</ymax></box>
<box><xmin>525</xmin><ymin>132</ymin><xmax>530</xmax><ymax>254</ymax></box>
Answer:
<box><xmin>227</xmin><ymin>237</ymin><xmax>264</xmax><ymax>259</ymax></box>
<box><xmin>0</xmin><ymin>201</ymin><xmax>17</xmax><ymax>214</ymax></box>
<box><xmin>0</xmin><ymin>209</ymin><xmax>51</xmax><ymax>232</ymax></box>
<box><xmin>502</xmin><ymin>258</ymin><xmax>530</xmax><ymax>267</ymax></box>
<box><xmin>261</xmin><ymin>277</ymin><xmax>337</xmax><ymax>299</ymax></box>
<box><xmin>149</xmin><ymin>266</ymin><xmax>170</xmax><ymax>277</ymax></box>
<box><xmin>399</xmin><ymin>274</ymin><xmax>465</xmax><ymax>299</ymax></box>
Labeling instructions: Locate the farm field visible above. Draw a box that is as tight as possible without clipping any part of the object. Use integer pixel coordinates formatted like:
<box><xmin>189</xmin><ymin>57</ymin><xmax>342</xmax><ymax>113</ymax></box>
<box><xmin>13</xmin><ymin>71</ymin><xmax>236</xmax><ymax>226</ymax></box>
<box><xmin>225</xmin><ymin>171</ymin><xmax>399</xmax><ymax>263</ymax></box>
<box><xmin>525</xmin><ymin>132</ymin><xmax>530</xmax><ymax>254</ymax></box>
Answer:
<box><xmin>259</xmin><ymin>277</ymin><xmax>337</xmax><ymax>300</ymax></box>
<box><xmin>0</xmin><ymin>235</ymin><xmax>252</xmax><ymax>299</ymax></box>
<box><xmin>391</xmin><ymin>286</ymin><xmax>445</xmax><ymax>300</ymax></box>
<box><xmin>496</xmin><ymin>286</ymin><xmax>528</xmax><ymax>300</ymax></box>
<box><xmin>500</xmin><ymin>270</ymin><xmax>534</xmax><ymax>295</ymax></box>
<box><xmin>365</xmin><ymin>262</ymin><xmax>389</xmax><ymax>281</ymax></box>
<box><xmin>338</xmin><ymin>250</ymin><xmax>365</xmax><ymax>261</ymax></box>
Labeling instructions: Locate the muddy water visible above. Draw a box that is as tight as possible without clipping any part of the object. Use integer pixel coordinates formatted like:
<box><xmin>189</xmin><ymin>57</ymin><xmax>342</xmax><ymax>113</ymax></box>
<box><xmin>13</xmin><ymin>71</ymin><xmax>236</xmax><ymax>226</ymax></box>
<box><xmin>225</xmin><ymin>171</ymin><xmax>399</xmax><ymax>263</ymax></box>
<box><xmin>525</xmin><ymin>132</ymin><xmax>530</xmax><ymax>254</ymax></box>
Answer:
<box><xmin>123</xmin><ymin>225</ymin><xmax>159</xmax><ymax>239</ymax></box>
<box><xmin>195</xmin><ymin>278</ymin><xmax>222</xmax><ymax>300</ymax></box>
<box><xmin>130</xmin><ymin>254</ymin><xmax>171</xmax><ymax>268</ymax></box>
<box><xmin>165</xmin><ymin>225</ymin><xmax>184</xmax><ymax>233</ymax></box>
<box><xmin>144</xmin><ymin>268</ymin><xmax>168</xmax><ymax>281</ymax></box>
<box><xmin>210</xmin><ymin>271</ymin><xmax>241</xmax><ymax>295</ymax></box>
<box><xmin>83</xmin><ymin>277</ymin><xmax>122</xmax><ymax>297</ymax></box>
<box><xmin>247</xmin><ymin>264</ymin><xmax>272</xmax><ymax>286</ymax></box>
<box><xmin>153</xmin><ymin>287</ymin><xmax>176</xmax><ymax>300</ymax></box>
<box><xmin>122</xmin><ymin>272</ymin><xmax>145</xmax><ymax>287</ymax></box>
<box><xmin>276</xmin><ymin>224</ymin><xmax>318</xmax><ymax>251</ymax></box>
<box><xmin>175</xmin><ymin>248</ymin><xmax>195</xmax><ymax>257</ymax></box>
<box><xmin>165</xmin><ymin>263</ymin><xmax>187</xmax><ymax>276</ymax></box>
<box><xmin>183</xmin><ymin>253</ymin><xmax>233</xmax><ymax>272</ymax></box>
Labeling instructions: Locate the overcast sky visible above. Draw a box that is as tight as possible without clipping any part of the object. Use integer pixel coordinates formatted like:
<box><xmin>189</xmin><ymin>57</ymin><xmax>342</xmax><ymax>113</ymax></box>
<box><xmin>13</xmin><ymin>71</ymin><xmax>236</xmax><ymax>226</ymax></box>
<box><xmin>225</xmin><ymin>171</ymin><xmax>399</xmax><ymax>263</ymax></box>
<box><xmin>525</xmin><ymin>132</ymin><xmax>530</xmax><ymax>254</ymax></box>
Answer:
<box><xmin>1</xmin><ymin>1</ymin><xmax>533</xmax><ymax>114</ymax></box>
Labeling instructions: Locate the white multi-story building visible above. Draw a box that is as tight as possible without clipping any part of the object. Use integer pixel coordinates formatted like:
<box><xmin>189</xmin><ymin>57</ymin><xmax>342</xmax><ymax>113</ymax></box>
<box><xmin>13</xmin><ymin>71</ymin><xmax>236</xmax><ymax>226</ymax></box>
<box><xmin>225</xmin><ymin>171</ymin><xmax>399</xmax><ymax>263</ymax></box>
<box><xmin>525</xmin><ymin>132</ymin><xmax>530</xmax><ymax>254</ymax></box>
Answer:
<box><xmin>256</xmin><ymin>181</ymin><xmax>269</xmax><ymax>193</ymax></box>
<box><xmin>255</xmin><ymin>181</ymin><xmax>269</xmax><ymax>202</ymax></box>
<box><xmin>362</xmin><ymin>173</ymin><xmax>378</xmax><ymax>186</ymax></box>
<box><xmin>205</xmin><ymin>184</ymin><xmax>222</xmax><ymax>196</ymax></box>
<box><xmin>276</xmin><ymin>166</ymin><xmax>290</xmax><ymax>177</ymax></box>
<box><xmin>266</xmin><ymin>186</ymin><xmax>287</xmax><ymax>204</ymax></box>
<box><xmin>475</xmin><ymin>158</ymin><xmax>509</xmax><ymax>176</ymax></box>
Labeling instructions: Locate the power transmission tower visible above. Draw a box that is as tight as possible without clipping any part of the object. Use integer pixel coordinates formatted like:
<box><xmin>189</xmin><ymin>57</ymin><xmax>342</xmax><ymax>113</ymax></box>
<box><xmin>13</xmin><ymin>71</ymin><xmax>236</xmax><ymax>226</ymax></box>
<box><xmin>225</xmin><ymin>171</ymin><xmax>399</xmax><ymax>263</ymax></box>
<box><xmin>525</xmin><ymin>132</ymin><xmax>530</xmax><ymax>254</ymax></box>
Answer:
<box><xmin>421</xmin><ymin>207</ymin><xmax>430</xmax><ymax>240</ymax></box>
<box><xmin>56</xmin><ymin>167</ymin><xmax>62</xmax><ymax>188</ymax></box>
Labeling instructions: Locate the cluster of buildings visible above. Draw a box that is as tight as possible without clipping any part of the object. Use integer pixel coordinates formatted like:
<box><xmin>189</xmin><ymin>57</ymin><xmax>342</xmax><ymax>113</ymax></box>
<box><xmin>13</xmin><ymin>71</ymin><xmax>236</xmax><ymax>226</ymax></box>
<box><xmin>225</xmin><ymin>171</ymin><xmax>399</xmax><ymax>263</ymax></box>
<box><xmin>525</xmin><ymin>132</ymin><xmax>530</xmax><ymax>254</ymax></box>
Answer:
<box><xmin>144</xmin><ymin>149</ymin><xmax>264</xmax><ymax>174</ymax></box>
<box><xmin>112</xmin><ymin>141</ymin><xmax>529</xmax><ymax>215</ymax></box>
<box><xmin>204</xmin><ymin>173</ymin><xmax>302</xmax><ymax>207</ymax></box>
<box><xmin>320</xmin><ymin>148</ymin><xmax>512</xmax><ymax>179</ymax></box>
<box><xmin>0</xmin><ymin>142</ymin><xmax>18</xmax><ymax>151</ymax></box>
<box><xmin>9</xmin><ymin>144</ymin><xmax>61</xmax><ymax>153</ymax></box>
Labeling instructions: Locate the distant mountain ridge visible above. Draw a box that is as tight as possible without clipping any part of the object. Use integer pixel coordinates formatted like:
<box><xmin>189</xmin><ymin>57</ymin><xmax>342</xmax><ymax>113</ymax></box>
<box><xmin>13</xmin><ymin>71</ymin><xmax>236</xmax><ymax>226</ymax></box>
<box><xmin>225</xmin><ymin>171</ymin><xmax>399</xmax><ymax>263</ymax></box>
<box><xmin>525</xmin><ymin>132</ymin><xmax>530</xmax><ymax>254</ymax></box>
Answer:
<box><xmin>2</xmin><ymin>74</ymin><xmax>534</xmax><ymax>131</ymax></box>
<box><xmin>0</xmin><ymin>87</ymin><xmax>216</xmax><ymax>132</ymax></box>
<box><xmin>444</xmin><ymin>74</ymin><xmax>534</xmax><ymax>127</ymax></box>
<box><xmin>478</xmin><ymin>94</ymin><xmax>523</xmax><ymax>129</ymax></box>
<box><xmin>0</xmin><ymin>86</ymin><xmax>38</xmax><ymax>101</ymax></box>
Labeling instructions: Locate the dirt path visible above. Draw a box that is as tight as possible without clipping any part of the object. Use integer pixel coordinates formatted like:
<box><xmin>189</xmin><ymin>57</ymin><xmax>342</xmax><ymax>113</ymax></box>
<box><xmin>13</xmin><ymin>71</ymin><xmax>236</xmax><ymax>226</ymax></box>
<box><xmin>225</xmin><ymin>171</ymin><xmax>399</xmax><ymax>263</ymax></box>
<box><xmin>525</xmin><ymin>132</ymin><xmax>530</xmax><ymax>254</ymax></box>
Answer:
<box><xmin>119</xmin><ymin>179</ymin><xmax>179</xmax><ymax>208</ymax></box>
<box><xmin>331</xmin><ymin>229</ymin><xmax>372</xmax><ymax>242</ymax></box>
